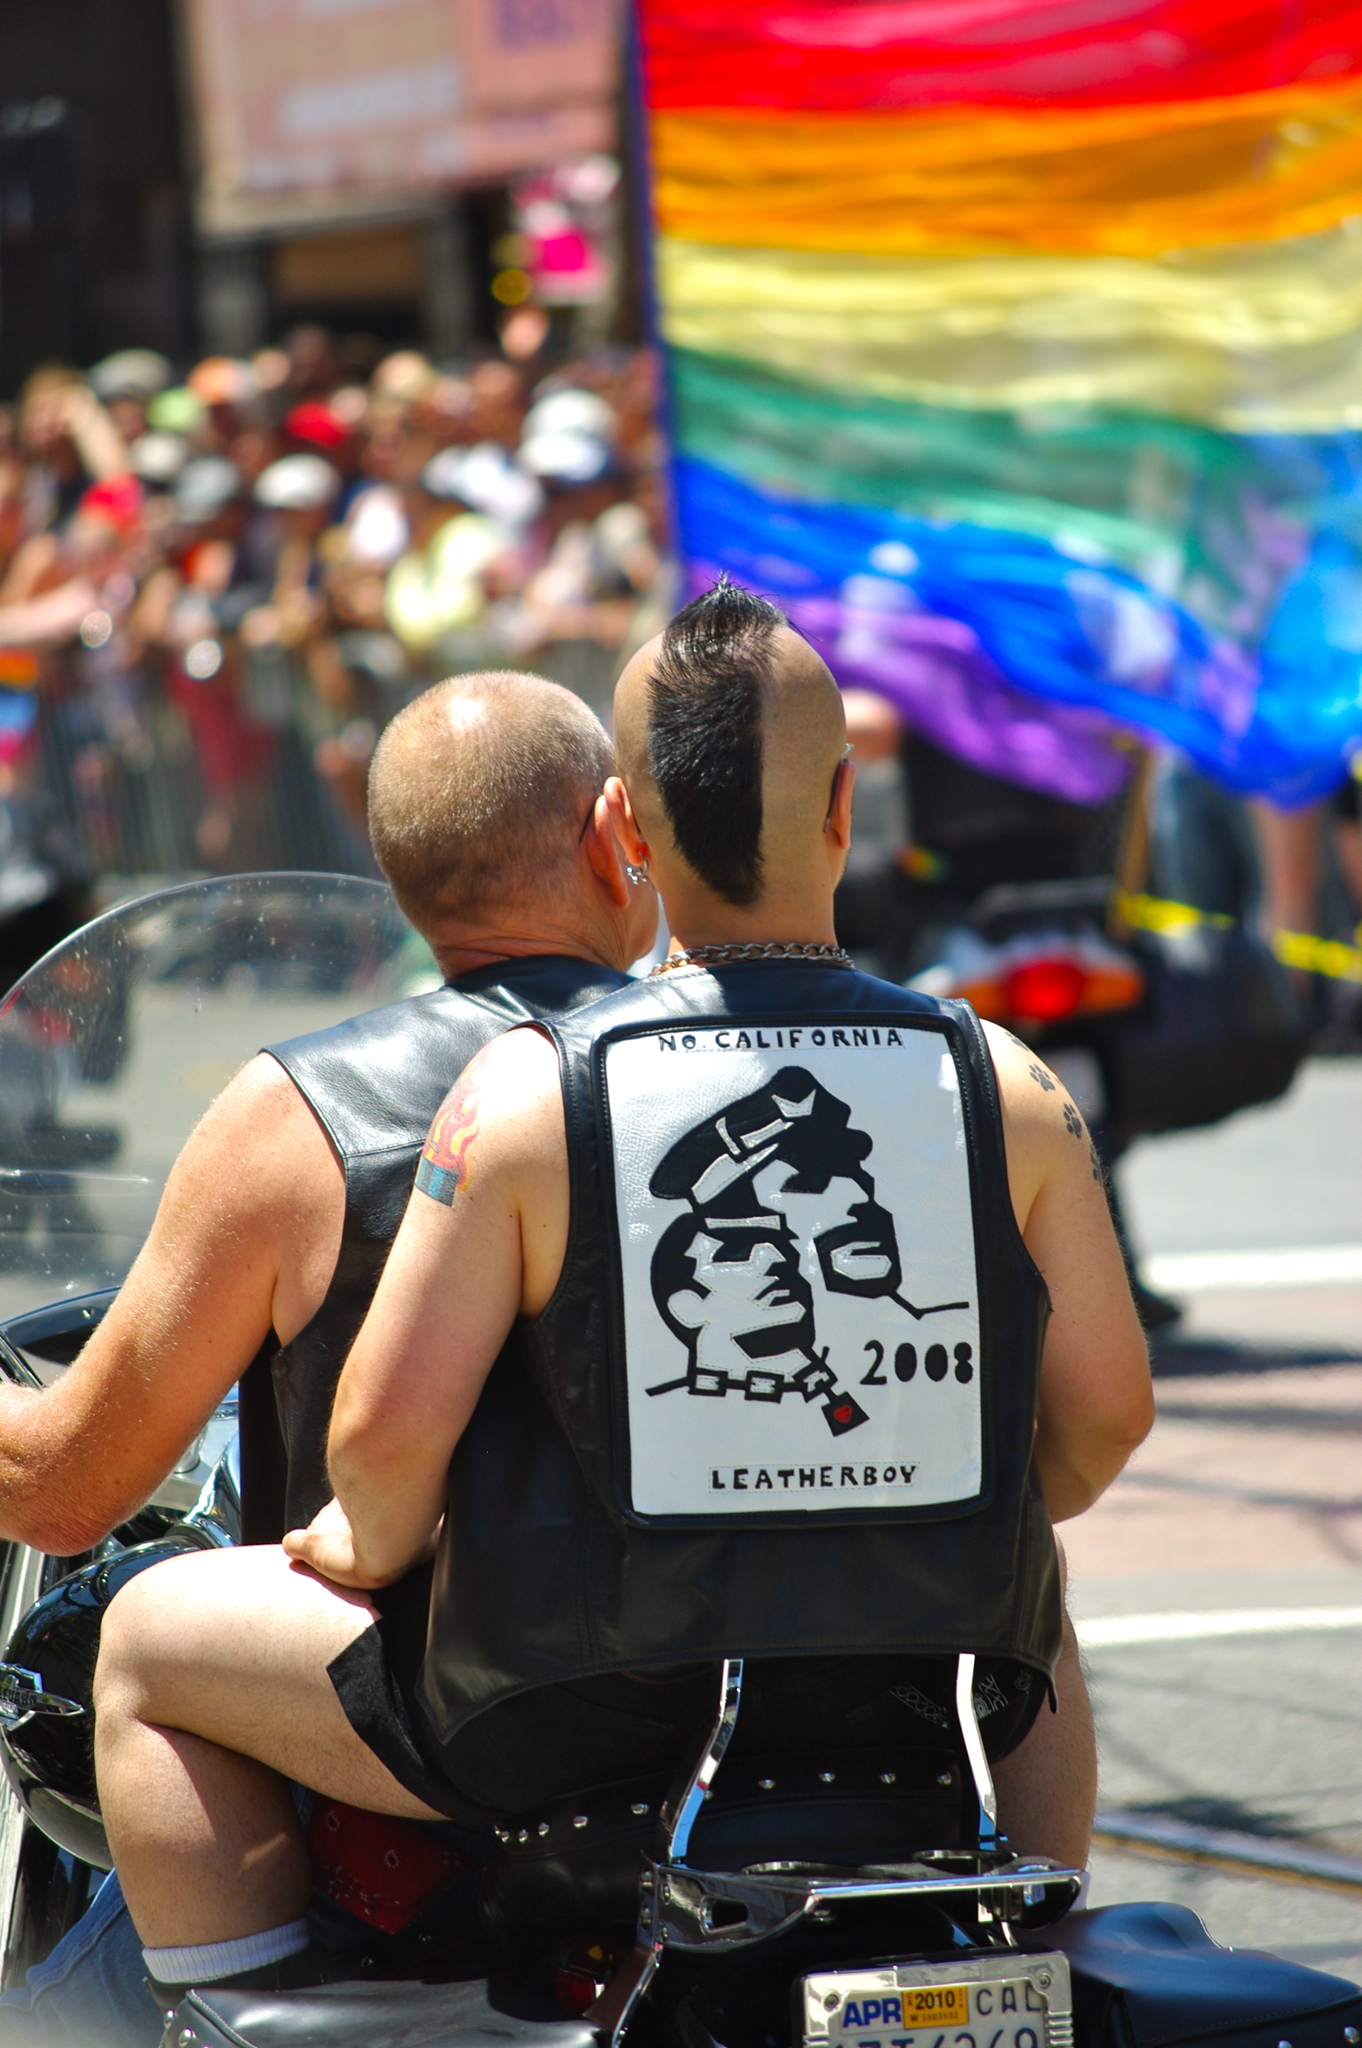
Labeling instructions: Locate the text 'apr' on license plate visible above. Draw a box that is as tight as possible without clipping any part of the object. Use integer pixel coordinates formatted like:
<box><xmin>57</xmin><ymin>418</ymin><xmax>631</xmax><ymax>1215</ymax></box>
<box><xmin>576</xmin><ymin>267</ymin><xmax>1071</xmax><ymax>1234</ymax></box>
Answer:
<box><xmin>801</xmin><ymin>1953</ymin><xmax>1071</xmax><ymax>2047</ymax></box>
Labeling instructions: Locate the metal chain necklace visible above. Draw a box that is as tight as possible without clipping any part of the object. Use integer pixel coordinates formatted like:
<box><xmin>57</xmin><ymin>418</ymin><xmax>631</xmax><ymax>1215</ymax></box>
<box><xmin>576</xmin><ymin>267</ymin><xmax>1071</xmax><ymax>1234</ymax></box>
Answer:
<box><xmin>650</xmin><ymin>940</ymin><xmax>853</xmax><ymax>975</ymax></box>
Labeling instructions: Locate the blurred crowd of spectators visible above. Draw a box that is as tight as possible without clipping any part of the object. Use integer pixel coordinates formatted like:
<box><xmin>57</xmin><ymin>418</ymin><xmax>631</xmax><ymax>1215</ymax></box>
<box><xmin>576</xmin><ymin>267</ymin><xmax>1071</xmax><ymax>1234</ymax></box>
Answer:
<box><xmin>0</xmin><ymin>322</ymin><xmax>672</xmax><ymax>894</ymax></box>
<box><xmin>2</xmin><ymin>317</ymin><xmax>1356</xmax><ymax>1040</ymax></box>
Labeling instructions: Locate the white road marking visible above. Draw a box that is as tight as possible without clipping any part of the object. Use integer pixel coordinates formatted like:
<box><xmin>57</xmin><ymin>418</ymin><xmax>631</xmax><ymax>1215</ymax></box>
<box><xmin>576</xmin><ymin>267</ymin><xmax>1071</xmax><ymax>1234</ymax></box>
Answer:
<box><xmin>1143</xmin><ymin>1245</ymin><xmax>1362</xmax><ymax>1291</ymax></box>
<box><xmin>1078</xmin><ymin>1605</ymin><xmax>1362</xmax><ymax>1648</ymax></box>
<box><xmin>1092</xmin><ymin>1810</ymin><xmax>1362</xmax><ymax>1892</ymax></box>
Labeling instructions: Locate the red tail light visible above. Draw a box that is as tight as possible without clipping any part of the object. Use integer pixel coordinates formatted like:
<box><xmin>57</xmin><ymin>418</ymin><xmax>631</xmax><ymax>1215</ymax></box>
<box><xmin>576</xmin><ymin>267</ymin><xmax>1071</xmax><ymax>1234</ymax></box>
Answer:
<box><xmin>555</xmin><ymin>1970</ymin><xmax>603</xmax><ymax>2014</ymax></box>
<box><xmin>931</xmin><ymin>935</ymin><xmax>1144</xmax><ymax>1024</ymax></box>
<box><xmin>1003</xmin><ymin>957</ymin><xmax>1087</xmax><ymax>1023</ymax></box>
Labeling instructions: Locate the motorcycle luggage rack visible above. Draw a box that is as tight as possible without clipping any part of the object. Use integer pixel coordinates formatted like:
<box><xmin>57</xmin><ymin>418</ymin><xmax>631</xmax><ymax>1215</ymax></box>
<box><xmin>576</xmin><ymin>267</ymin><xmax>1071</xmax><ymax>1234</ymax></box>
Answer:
<box><xmin>587</xmin><ymin>1656</ymin><xmax>1083</xmax><ymax>2047</ymax></box>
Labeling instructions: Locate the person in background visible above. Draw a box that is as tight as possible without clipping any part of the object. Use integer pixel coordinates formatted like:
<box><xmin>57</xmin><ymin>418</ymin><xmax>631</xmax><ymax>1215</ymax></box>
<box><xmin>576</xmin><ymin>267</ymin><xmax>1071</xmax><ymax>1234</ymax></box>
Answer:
<box><xmin>383</xmin><ymin>453</ymin><xmax>517</xmax><ymax>676</ymax></box>
<box><xmin>506</xmin><ymin>388</ymin><xmax>665</xmax><ymax>716</ymax></box>
<box><xmin>87</xmin><ymin>352</ymin><xmax>172</xmax><ymax>456</ymax></box>
<box><xmin>12</xmin><ymin>367</ymin><xmax>130</xmax><ymax>551</ymax></box>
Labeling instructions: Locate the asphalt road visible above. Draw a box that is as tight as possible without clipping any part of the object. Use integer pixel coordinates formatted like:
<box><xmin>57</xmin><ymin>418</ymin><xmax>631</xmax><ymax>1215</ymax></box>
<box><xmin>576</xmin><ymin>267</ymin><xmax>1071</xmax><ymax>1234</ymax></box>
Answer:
<box><xmin>1070</xmin><ymin>1054</ymin><xmax>1362</xmax><ymax>1980</ymax></box>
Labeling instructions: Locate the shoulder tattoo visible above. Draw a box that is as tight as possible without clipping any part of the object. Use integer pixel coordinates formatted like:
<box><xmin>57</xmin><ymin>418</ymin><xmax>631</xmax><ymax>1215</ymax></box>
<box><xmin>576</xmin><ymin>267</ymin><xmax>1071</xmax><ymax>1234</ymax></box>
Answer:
<box><xmin>1060</xmin><ymin>1095</ymin><xmax>1103</xmax><ymax>1180</ymax></box>
<box><xmin>415</xmin><ymin>1069</ymin><xmax>484</xmax><ymax>1206</ymax></box>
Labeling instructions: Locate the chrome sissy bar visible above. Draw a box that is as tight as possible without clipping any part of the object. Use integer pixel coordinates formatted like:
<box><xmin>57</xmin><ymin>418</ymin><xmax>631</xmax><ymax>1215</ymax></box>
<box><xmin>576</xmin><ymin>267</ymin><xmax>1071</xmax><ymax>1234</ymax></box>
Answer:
<box><xmin>956</xmin><ymin>1652</ymin><xmax>999</xmax><ymax>1852</ymax></box>
<box><xmin>588</xmin><ymin>1654</ymin><xmax>1080</xmax><ymax>2047</ymax></box>
<box><xmin>588</xmin><ymin>1656</ymin><xmax>744</xmax><ymax>2043</ymax></box>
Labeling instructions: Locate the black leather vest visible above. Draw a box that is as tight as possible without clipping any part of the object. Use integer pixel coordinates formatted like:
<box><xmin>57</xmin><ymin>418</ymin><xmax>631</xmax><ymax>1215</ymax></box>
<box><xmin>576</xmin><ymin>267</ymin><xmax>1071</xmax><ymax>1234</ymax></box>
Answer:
<box><xmin>255</xmin><ymin>956</ymin><xmax>629</xmax><ymax>1535</ymax></box>
<box><xmin>420</xmin><ymin>963</ymin><xmax>1060</xmax><ymax>1751</ymax></box>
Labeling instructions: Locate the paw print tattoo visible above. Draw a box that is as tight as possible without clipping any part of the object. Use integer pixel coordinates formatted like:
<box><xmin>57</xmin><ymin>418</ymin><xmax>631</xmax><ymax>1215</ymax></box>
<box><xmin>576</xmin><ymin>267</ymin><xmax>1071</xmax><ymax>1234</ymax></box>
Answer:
<box><xmin>1028</xmin><ymin>1062</ymin><xmax>1055</xmax><ymax>1092</ymax></box>
<box><xmin>1088</xmin><ymin>1138</ymin><xmax>1104</xmax><ymax>1184</ymax></box>
<box><xmin>1063</xmin><ymin>1101</ymin><xmax>1083</xmax><ymax>1140</ymax></box>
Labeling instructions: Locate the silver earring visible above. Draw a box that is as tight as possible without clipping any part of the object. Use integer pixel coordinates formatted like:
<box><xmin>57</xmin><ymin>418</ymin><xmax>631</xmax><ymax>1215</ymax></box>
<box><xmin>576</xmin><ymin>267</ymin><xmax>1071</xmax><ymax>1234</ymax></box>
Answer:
<box><xmin>625</xmin><ymin>860</ymin><xmax>650</xmax><ymax>886</ymax></box>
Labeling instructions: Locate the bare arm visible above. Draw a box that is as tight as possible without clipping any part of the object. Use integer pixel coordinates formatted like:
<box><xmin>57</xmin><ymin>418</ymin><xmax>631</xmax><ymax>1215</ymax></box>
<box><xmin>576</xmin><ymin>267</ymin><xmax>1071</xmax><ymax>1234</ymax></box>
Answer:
<box><xmin>0</xmin><ymin>578</ymin><xmax>100</xmax><ymax>647</ymax></box>
<box><xmin>0</xmin><ymin>532</ymin><xmax>59</xmax><ymax>606</ymax></box>
<box><xmin>982</xmin><ymin>1023</ymin><xmax>1153</xmax><ymax>1522</ymax></box>
<box><xmin>59</xmin><ymin>385</ymin><xmax>130</xmax><ymax>482</ymax></box>
<box><xmin>292</xmin><ymin>1029</ymin><xmax>567</xmax><ymax>1589</ymax></box>
<box><xmin>0</xmin><ymin>1057</ymin><xmax>341</xmax><ymax>1552</ymax></box>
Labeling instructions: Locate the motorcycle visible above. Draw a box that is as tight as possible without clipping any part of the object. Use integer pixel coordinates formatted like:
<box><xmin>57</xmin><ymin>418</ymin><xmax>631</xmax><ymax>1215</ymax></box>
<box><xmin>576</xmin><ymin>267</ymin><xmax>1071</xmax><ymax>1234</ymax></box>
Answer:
<box><xmin>905</xmin><ymin>876</ymin><xmax>1306</xmax><ymax>1159</ymax></box>
<box><xmin>837</xmin><ymin>733</ymin><xmax>1308</xmax><ymax>1181</ymax></box>
<box><xmin>0</xmin><ymin>878</ymin><xmax>1355</xmax><ymax>2048</ymax></box>
<box><xmin>853</xmin><ymin>866</ymin><xmax>1305</xmax><ymax>1328</ymax></box>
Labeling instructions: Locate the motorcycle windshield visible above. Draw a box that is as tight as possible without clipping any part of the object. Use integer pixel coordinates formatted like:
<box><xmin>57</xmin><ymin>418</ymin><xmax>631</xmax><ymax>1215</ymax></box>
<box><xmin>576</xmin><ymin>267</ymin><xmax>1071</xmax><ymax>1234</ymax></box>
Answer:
<box><xmin>0</xmin><ymin>872</ymin><xmax>433</xmax><ymax>1334</ymax></box>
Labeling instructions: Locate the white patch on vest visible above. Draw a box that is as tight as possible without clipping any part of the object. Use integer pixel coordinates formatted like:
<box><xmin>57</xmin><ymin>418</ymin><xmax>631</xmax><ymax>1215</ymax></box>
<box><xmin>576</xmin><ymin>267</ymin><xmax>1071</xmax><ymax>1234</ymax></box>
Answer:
<box><xmin>603</xmin><ymin>1024</ymin><xmax>982</xmax><ymax>1519</ymax></box>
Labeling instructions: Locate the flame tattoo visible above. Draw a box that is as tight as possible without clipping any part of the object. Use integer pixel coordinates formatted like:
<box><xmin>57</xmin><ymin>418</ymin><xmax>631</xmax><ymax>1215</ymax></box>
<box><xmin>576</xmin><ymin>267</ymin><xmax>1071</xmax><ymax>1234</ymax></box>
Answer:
<box><xmin>415</xmin><ymin>1080</ymin><xmax>481</xmax><ymax>1206</ymax></box>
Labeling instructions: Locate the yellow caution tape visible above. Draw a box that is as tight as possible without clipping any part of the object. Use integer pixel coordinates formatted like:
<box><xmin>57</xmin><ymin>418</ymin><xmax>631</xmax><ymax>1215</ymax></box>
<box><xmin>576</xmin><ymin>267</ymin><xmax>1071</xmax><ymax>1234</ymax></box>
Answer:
<box><xmin>1114</xmin><ymin>891</ymin><xmax>1362</xmax><ymax>984</ymax></box>
<box><xmin>1272</xmin><ymin>929</ymin><xmax>1362</xmax><ymax>984</ymax></box>
<box><xmin>1115</xmin><ymin>891</ymin><xmax>1232</xmax><ymax>936</ymax></box>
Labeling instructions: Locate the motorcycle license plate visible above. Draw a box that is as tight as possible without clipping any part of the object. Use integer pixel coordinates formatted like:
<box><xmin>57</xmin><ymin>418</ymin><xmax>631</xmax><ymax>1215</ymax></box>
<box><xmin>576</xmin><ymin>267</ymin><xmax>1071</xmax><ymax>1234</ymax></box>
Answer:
<box><xmin>801</xmin><ymin>1953</ymin><xmax>1071</xmax><ymax>2048</ymax></box>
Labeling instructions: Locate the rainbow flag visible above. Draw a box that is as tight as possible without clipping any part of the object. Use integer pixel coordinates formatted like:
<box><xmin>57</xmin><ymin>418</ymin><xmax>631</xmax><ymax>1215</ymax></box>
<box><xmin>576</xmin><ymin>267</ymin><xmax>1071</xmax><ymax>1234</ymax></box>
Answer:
<box><xmin>634</xmin><ymin>0</ymin><xmax>1362</xmax><ymax>806</ymax></box>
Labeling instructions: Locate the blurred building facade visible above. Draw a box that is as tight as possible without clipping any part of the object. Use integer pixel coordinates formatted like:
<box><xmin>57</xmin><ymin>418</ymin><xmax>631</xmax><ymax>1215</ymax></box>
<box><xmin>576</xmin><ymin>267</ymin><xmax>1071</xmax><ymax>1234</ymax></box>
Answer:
<box><xmin>0</xmin><ymin>0</ymin><xmax>192</xmax><ymax>394</ymax></box>
<box><xmin>0</xmin><ymin>0</ymin><xmax>620</xmax><ymax>398</ymax></box>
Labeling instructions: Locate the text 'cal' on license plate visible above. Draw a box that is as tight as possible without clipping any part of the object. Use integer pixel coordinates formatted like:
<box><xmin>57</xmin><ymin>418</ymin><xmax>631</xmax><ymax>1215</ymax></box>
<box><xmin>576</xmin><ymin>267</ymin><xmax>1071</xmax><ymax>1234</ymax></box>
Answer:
<box><xmin>800</xmin><ymin>1953</ymin><xmax>1072</xmax><ymax>2047</ymax></box>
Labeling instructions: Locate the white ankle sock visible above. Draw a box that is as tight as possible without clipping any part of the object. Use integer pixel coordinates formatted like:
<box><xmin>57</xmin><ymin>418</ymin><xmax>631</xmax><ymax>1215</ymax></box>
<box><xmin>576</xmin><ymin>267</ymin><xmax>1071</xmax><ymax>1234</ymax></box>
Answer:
<box><xmin>143</xmin><ymin>1917</ymin><xmax>310</xmax><ymax>1986</ymax></box>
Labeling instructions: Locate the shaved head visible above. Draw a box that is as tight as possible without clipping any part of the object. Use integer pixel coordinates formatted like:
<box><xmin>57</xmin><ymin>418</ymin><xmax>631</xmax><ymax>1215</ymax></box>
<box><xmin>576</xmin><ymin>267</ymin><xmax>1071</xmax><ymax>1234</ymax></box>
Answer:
<box><xmin>369</xmin><ymin>671</ymin><xmax>613</xmax><ymax>926</ymax></box>
<box><xmin>615</xmin><ymin>581</ymin><xmax>846</xmax><ymax>908</ymax></box>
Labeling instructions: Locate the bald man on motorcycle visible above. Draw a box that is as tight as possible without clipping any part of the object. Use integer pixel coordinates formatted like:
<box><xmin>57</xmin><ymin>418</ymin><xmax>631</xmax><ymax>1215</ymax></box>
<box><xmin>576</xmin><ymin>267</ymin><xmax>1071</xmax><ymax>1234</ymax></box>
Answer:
<box><xmin>0</xmin><ymin>669</ymin><xmax>655</xmax><ymax>2044</ymax></box>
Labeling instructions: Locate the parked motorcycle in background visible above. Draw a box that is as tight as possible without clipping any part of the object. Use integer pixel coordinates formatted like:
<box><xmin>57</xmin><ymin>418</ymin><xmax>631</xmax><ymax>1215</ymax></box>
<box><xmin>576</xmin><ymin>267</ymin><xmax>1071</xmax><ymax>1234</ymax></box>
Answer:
<box><xmin>836</xmin><ymin>711</ymin><xmax>1306</xmax><ymax>1322</ymax></box>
